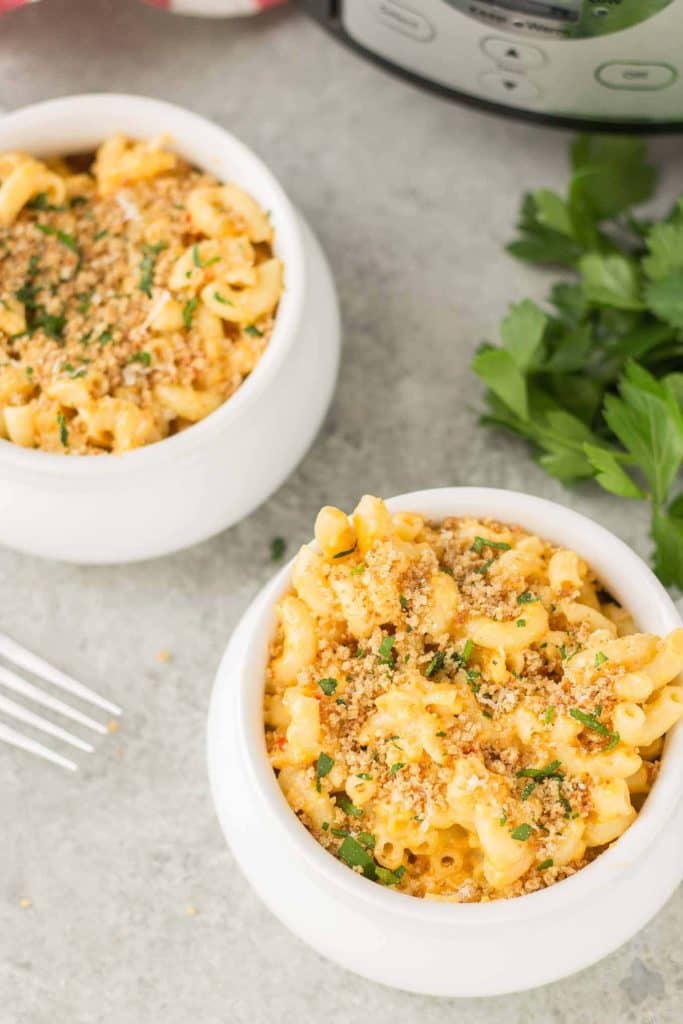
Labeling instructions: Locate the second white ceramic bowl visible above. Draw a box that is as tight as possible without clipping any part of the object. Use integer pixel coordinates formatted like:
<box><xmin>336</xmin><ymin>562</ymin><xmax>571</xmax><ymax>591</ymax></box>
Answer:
<box><xmin>0</xmin><ymin>94</ymin><xmax>340</xmax><ymax>564</ymax></box>
<box><xmin>208</xmin><ymin>487</ymin><xmax>683</xmax><ymax>996</ymax></box>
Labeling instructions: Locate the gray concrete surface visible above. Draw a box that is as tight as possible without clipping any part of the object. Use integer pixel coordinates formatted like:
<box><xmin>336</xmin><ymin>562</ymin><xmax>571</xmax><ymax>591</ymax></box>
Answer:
<box><xmin>0</xmin><ymin>2</ymin><xmax>681</xmax><ymax>1021</ymax></box>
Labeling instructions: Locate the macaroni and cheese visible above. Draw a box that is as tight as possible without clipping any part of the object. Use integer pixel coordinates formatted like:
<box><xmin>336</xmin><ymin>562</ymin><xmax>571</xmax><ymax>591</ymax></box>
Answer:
<box><xmin>264</xmin><ymin>496</ymin><xmax>683</xmax><ymax>902</ymax></box>
<box><xmin>0</xmin><ymin>136</ymin><xmax>283</xmax><ymax>453</ymax></box>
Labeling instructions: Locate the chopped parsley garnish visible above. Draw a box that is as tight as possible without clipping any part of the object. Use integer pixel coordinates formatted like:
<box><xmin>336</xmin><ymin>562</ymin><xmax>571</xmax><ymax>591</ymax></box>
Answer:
<box><xmin>270</xmin><ymin>536</ymin><xmax>286</xmax><ymax>561</ymax></box>
<box><xmin>436</xmin><ymin>730</ymin><xmax>447</xmax><ymax>738</ymax></box>
<box><xmin>537</xmin><ymin>858</ymin><xmax>554</xmax><ymax>871</ymax></box>
<box><xmin>76</xmin><ymin>291</ymin><xmax>92</xmax><ymax>315</ymax></box>
<box><xmin>516</xmin><ymin>760</ymin><xmax>564</xmax><ymax>781</ymax></box>
<box><xmin>569</xmin><ymin>707</ymin><xmax>613</xmax><ymax>738</ymax></box>
<box><xmin>475</xmin><ymin>557</ymin><xmax>495</xmax><ymax>574</ymax></box>
<box><xmin>510</xmin><ymin>823</ymin><xmax>533</xmax><ymax>841</ymax></box>
<box><xmin>356</xmin><ymin>772</ymin><xmax>373</xmax><ymax>781</ymax></box>
<box><xmin>558</xmin><ymin>790</ymin><xmax>575</xmax><ymax>818</ymax></box>
<box><xmin>375</xmin><ymin>865</ymin><xmax>405</xmax><ymax>886</ymax></box>
<box><xmin>93</xmin><ymin>229</ymin><xmax>109</xmax><ymax>241</ymax></box>
<box><xmin>516</xmin><ymin>618</ymin><xmax>526</xmax><ymax>628</ymax></box>
<box><xmin>321</xmin><ymin>822</ymin><xmax>329</xmax><ymax>832</ymax></box>
<box><xmin>499</xmin><ymin>810</ymin><xmax>508</xmax><ymax>826</ymax></box>
<box><xmin>337</xmin><ymin>836</ymin><xmax>405</xmax><ymax>886</ymax></box>
<box><xmin>335</xmin><ymin>698</ymin><xmax>347</xmax><ymax>706</ymax></box>
<box><xmin>315</xmin><ymin>752</ymin><xmax>334</xmax><ymax>792</ymax></box>
<box><xmin>98</xmin><ymin>328</ymin><xmax>113</xmax><ymax>346</ymax></box>
<box><xmin>331</xmin><ymin>827</ymin><xmax>350</xmax><ymax>838</ymax></box>
<box><xmin>594</xmin><ymin>651</ymin><xmax>609</xmax><ymax>668</ymax></box>
<box><xmin>139</xmin><ymin>241</ymin><xmax>166</xmax><ymax>297</ymax></box>
<box><xmin>35</xmin><ymin>308</ymin><xmax>66</xmax><ymax>343</ymax></box>
<box><xmin>245</xmin><ymin>324</ymin><xmax>263</xmax><ymax>337</ymax></box>
<box><xmin>318</xmin><ymin>677</ymin><xmax>337</xmax><ymax>697</ymax></box>
<box><xmin>543</xmin><ymin>706</ymin><xmax>556</xmax><ymax>724</ymax></box>
<box><xmin>337</xmin><ymin>836</ymin><xmax>375</xmax><ymax>879</ymax></box>
<box><xmin>517</xmin><ymin>759</ymin><xmax>563</xmax><ymax>800</ymax></box>
<box><xmin>452</xmin><ymin>638</ymin><xmax>474</xmax><ymax>668</ymax></box>
<box><xmin>337</xmin><ymin>794</ymin><xmax>363</xmax><ymax>817</ymax></box>
<box><xmin>388</xmin><ymin>762</ymin><xmax>405</xmax><ymax>776</ymax></box>
<box><xmin>425</xmin><ymin>651</ymin><xmax>445</xmax><ymax>678</ymax></box>
<box><xmin>192</xmin><ymin>244</ymin><xmax>220</xmax><ymax>269</ymax></box>
<box><xmin>349</xmin><ymin>563</ymin><xmax>366</xmax><ymax>576</ymax></box>
<box><xmin>399</xmin><ymin>594</ymin><xmax>409</xmax><ymax>611</ymax></box>
<box><xmin>517</xmin><ymin>591</ymin><xmax>539</xmax><ymax>604</ymax></box>
<box><xmin>377</xmin><ymin>635</ymin><xmax>396</xmax><ymax>666</ymax></box>
<box><xmin>27</xmin><ymin>192</ymin><xmax>65</xmax><ymax>212</ymax></box>
<box><xmin>62</xmin><ymin>361</ymin><xmax>87</xmax><ymax>379</ymax></box>
<box><xmin>355</xmin><ymin>646</ymin><xmax>366</xmax><ymax>658</ymax></box>
<box><xmin>333</xmin><ymin>541</ymin><xmax>358</xmax><ymax>559</ymax></box>
<box><xmin>471</xmin><ymin>535</ymin><xmax>512</xmax><ymax>554</ymax></box>
<box><xmin>466</xmin><ymin>668</ymin><xmax>481</xmax><ymax>693</ymax></box>
<box><xmin>213</xmin><ymin>291</ymin><xmax>234</xmax><ymax>306</ymax></box>
<box><xmin>36</xmin><ymin>223</ymin><xmax>78</xmax><ymax>253</ymax></box>
<box><xmin>182</xmin><ymin>296</ymin><xmax>198</xmax><ymax>329</ymax></box>
<box><xmin>56</xmin><ymin>412</ymin><xmax>68</xmax><ymax>447</ymax></box>
<box><xmin>129</xmin><ymin>351</ymin><xmax>151</xmax><ymax>367</ymax></box>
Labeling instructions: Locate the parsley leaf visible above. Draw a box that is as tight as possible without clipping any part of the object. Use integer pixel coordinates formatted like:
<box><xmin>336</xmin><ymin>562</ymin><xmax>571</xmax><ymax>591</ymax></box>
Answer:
<box><xmin>425</xmin><ymin>651</ymin><xmax>445</xmax><ymax>678</ymax></box>
<box><xmin>337</xmin><ymin>794</ymin><xmax>363</xmax><ymax>818</ymax></box>
<box><xmin>139</xmin><ymin>241</ymin><xmax>166</xmax><ymax>296</ymax></box>
<box><xmin>129</xmin><ymin>351</ymin><xmax>151</xmax><ymax>367</ymax></box>
<box><xmin>472</xmin><ymin>134</ymin><xmax>683</xmax><ymax>590</ymax></box>
<box><xmin>510</xmin><ymin>823</ymin><xmax>534</xmax><ymax>841</ymax></box>
<box><xmin>337</xmin><ymin>836</ymin><xmax>375</xmax><ymax>879</ymax></box>
<box><xmin>36</xmin><ymin>223</ymin><xmax>79</xmax><ymax>254</ymax></box>
<box><xmin>56</xmin><ymin>412</ymin><xmax>68</xmax><ymax>447</ymax></box>
<box><xmin>315</xmin><ymin>752</ymin><xmax>334</xmax><ymax>792</ymax></box>
<box><xmin>182</xmin><ymin>296</ymin><xmax>198</xmax><ymax>329</ymax></box>
<box><xmin>270</xmin><ymin>536</ymin><xmax>286</xmax><ymax>561</ymax></box>
<box><xmin>377</xmin><ymin>635</ymin><xmax>396</xmax><ymax>666</ymax></box>
<box><xmin>569</xmin><ymin>707</ymin><xmax>620</xmax><ymax>751</ymax></box>
<box><xmin>318</xmin><ymin>678</ymin><xmax>337</xmax><ymax>697</ymax></box>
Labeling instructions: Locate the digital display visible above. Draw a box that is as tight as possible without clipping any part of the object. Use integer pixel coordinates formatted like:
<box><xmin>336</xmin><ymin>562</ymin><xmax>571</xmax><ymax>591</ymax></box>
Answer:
<box><xmin>442</xmin><ymin>0</ymin><xmax>675</xmax><ymax>38</ymax></box>
<box><xmin>476</xmin><ymin>0</ymin><xmax>580</xmax><ymax>21</ymax></box>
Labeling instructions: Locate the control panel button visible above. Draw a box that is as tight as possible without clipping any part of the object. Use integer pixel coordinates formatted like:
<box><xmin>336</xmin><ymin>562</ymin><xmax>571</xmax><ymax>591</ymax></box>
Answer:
<box><xmin>596</xmin><ymin>62</ymin><xmax>677</xmax><ymax>90</ymax></box>
<box><xmin>478</xmin><ymin>71</ymin><xmax>540</xmax><ymax>101</ymax></box>
<box><xmin>368</xmin><ymin>0</ymin><xmax>435</xmax><ymax>42</ymax></box>
<box><xmin>481</xmin><ymin>37</ymin><xmax>546</xmax><ymax>70</ymax></box>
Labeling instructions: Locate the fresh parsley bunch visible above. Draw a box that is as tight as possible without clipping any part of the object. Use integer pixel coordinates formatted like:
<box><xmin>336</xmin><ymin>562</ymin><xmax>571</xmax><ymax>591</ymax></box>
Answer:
<box><xmin>472</xmin><ymin>137</ymin><xmax>683</xmax><ymax>590</ymax></box>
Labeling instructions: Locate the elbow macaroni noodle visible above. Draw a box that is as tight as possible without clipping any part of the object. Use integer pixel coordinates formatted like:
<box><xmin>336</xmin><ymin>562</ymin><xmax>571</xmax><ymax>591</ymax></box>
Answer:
<box><xmin>264</xmin><ymin>496</ymin><xmax>683</xmax><ymax>901</ymax></box>
<box><xmin>0</xmin><ymin>136</ymin><xmax>283</xmax><ymax>453</ymax></box>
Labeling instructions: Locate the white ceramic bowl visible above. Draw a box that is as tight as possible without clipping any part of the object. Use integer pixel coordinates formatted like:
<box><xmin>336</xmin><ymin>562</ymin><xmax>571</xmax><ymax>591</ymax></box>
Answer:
<box><xmin>208</xmin><ymin>487</ymin><xmax>683</xmax><ymax>997</ymax></box>
<box><xmin>0</xmin><ymin>94</ymin><xmax>340</xmax><ymax>564</ymax></box>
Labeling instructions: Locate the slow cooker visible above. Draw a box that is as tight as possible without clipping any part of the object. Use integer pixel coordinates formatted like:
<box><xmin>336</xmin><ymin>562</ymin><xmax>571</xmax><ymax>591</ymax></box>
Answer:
<box><xmin>300</xmin><ymin>0</ymin><xmax>683</xmax><ymax>130</ymax></box>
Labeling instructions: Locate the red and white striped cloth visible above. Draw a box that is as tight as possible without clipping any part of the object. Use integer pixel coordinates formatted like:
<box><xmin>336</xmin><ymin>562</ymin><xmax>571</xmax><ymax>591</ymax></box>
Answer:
<box><xmin>0</xmin><ymin>0</ymin><xmax>284</xmax><ymax>14</ymax></box>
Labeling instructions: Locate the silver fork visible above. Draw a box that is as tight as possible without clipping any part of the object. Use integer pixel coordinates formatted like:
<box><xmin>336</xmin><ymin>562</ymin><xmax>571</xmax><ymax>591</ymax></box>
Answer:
<box><xmin>0</xmin><ymin>631</ymin><xmax>121</xmax><ymax>771</ymax></box>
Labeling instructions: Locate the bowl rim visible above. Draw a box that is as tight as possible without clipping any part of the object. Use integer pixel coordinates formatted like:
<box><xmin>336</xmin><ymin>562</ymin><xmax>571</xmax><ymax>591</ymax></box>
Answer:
<box><xmin>232</xmin><ymin>486</ymin><xmax>683</xmax><ymax>926</ymax></box>
<box><xmin>0</xmin><ymin>92</ymin><xmax>306</xmax><ymax>476</ymax></box>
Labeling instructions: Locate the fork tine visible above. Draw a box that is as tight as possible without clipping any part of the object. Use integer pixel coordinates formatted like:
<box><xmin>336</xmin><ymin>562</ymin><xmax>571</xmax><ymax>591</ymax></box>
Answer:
<box><xmin>0</xmin><ymin>665</ymin><xmax>108</xmax><ymax>735</ymax></box>
<box><xmin>0</xmin><ymin>693</ymin><xmax>94</xmax><ymax>753</ymax></box>
<box><xmin>0</xmin><ymin>631</ymin><xmax>121</xmax><ymax>716</ymax></box>
<box><xmin>0</xmin><ymin>720</ymin><xmax>78</xmax><ymax>771</ymax></box>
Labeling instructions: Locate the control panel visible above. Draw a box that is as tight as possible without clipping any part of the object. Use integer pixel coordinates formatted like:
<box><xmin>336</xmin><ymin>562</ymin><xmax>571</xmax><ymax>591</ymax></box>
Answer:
<box><xmin>339</xmin><ymin>0</ymin><xmax>682</xmax><ymax>122</ymax></box>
